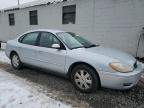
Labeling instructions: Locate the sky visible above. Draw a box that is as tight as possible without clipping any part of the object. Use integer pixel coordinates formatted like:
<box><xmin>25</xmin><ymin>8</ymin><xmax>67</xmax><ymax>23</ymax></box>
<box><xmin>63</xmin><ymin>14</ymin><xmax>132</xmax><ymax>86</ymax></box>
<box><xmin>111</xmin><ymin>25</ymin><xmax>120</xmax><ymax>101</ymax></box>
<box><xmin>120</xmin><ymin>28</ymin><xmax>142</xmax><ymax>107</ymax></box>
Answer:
<box><xmin>0</xmin><ymin>0</ymin><xmax>55</xmax><ymax>9</ymax></box>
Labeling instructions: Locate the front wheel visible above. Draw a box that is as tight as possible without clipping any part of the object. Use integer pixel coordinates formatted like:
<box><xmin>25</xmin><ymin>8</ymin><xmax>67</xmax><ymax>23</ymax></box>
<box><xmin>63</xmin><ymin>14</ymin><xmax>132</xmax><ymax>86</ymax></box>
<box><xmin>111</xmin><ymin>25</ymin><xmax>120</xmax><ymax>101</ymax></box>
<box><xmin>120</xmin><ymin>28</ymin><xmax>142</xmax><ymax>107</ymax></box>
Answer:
<box><xmin>71</xmin><ymin>65</ymin><xmax>99</xmax><ymax>93</ymax></box>
<box><xmin>11</xmin><ymin>52</ymin><xmax>23</xmax><ymax>69</ymax></box>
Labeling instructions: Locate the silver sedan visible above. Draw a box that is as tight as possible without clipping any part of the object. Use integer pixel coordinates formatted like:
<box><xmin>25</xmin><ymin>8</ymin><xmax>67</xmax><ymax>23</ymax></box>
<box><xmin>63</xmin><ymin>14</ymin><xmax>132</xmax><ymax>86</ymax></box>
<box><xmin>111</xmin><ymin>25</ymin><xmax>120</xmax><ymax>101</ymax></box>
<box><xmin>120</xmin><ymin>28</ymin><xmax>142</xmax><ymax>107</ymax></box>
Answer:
<box><xmin>5</xmin><ymin>29</ymin><xmax>144</xmax><ymax>93</ymax></box>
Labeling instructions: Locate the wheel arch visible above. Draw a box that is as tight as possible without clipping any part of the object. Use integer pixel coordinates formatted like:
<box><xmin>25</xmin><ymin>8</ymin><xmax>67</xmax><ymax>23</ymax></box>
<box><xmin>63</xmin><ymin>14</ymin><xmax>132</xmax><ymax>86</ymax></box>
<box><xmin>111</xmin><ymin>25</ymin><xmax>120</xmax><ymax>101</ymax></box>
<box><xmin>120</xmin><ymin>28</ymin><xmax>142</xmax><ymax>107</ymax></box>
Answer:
<box><xmin>10</xmin><ymin>50</ymin><xmax>18</xmax><ymax>59</ymax></box>
<box><xmin>67</xmin><ymin>62</ymin><xmax>101</xmax><ymax>86</ymax></box>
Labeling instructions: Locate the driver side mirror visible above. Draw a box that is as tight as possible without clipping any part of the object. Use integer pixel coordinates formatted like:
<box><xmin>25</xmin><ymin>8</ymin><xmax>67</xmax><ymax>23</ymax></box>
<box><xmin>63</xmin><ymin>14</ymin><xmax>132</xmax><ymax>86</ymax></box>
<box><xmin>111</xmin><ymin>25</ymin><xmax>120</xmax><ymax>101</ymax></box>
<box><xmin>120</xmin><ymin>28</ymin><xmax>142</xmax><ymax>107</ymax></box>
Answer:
<box><xmin>51</xmin><ymin>44</ymin><xmax>61</xmax><ymax>49</ymax></box>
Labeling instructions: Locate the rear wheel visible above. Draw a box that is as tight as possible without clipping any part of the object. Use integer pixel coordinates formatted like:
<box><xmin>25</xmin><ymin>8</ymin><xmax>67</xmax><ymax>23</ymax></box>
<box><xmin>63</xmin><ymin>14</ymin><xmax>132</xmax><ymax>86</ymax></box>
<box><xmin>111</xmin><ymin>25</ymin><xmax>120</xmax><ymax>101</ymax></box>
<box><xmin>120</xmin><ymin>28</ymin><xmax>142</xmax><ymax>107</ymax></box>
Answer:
<box><xmin>11</xmin><ymin>52</ymin><xmax>23</xmax><ymax>69</ymax></box>
<box><xmin>71</xmin><ymin>64</ymin><xmax>99</xmax><ymax>93</ymax></box>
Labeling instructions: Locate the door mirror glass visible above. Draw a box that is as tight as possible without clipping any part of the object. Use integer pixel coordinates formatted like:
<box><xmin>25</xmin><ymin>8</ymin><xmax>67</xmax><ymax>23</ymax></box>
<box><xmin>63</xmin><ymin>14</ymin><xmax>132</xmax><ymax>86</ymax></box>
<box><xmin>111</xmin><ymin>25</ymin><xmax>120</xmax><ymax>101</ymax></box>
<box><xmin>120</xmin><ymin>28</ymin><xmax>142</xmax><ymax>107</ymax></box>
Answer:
<box><xmin>51</xmin><ymin>44</ymin><xmax>60</xmax><ymax>49</ymax></box>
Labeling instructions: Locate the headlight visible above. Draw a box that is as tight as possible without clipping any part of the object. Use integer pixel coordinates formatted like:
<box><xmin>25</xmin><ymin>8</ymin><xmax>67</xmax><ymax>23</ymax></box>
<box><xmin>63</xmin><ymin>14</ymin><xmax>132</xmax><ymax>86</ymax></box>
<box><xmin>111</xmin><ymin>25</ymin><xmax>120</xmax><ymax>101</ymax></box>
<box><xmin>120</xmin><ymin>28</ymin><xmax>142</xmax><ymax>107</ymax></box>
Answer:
<box><xmin>109</xmin><ymin>62</ymin><xmax>133</xmax><ymax>73</ymax></box>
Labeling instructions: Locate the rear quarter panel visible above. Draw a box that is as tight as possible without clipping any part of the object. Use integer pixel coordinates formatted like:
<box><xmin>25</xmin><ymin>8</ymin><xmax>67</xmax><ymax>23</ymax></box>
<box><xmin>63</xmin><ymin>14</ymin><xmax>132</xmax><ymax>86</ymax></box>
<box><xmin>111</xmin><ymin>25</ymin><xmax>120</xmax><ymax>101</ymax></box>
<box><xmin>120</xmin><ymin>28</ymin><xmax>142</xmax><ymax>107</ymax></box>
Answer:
<box><xmin>5</xmin><ymin>40</ymin><xmax>20</xmax><ymax>59</ymax></box>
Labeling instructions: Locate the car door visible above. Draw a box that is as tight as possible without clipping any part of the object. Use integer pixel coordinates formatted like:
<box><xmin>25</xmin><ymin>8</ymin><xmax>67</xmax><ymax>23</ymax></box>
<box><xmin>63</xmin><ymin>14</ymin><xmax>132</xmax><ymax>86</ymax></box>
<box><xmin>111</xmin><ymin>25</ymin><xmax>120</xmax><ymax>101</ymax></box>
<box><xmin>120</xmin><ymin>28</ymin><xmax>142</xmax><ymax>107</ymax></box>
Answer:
<box><xmin>18</xmin><ymin>32</ymin><xmax>40</xmax><ymax>65</ymax></box>
<box><xmin>36</xmin><ymin>32</ymin><xmax>66</xmax><ymax>73</ymax></box>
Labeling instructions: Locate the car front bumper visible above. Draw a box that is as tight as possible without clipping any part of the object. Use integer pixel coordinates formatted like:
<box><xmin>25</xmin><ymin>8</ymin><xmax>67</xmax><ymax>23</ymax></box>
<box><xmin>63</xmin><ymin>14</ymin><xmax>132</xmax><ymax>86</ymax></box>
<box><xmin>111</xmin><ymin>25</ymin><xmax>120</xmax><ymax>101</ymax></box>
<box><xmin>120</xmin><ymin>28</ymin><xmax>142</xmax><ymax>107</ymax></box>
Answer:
<box><xmin>99</xmin><ymin>62</ymin><xmax>144</xmax><ymax>89</ymax></box>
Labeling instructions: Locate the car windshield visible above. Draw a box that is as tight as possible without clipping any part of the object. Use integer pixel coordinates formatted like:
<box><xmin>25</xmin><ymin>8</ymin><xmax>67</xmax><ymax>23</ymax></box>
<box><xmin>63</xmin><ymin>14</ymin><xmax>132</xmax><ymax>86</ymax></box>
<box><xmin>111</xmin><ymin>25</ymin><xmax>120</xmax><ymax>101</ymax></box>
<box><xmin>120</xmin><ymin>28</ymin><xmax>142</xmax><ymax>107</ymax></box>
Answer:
<box><xmin>56</xmin><ymin>32</ymin><xmax>98</xmax><ymax>49</ymax></box>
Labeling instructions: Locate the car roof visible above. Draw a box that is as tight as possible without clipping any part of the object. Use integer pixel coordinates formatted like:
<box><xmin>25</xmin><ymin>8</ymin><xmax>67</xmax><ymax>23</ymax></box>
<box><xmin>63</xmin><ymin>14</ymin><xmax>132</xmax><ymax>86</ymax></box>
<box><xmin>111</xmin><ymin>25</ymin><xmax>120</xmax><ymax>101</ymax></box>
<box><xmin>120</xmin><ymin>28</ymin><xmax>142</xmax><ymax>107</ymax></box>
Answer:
<box><xmin>24</xmin><ymin>29</ymin><xmax>66</xmax><ymax>34</ymax></box>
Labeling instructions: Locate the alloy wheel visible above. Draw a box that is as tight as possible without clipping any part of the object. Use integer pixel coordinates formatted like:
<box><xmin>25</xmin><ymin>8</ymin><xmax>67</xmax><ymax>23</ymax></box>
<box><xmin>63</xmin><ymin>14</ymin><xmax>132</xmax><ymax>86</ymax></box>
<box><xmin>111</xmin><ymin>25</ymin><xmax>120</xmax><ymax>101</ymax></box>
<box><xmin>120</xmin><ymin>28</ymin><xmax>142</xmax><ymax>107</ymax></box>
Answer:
<box><xmin>74</xmin><ymin>69</ymin><xmax>92</xmax><ymax>90</ymax></box>
<box><xmin>12</xmin><ymin>54</ymin><xmax>20</xmax><ymax>68</ymax></box>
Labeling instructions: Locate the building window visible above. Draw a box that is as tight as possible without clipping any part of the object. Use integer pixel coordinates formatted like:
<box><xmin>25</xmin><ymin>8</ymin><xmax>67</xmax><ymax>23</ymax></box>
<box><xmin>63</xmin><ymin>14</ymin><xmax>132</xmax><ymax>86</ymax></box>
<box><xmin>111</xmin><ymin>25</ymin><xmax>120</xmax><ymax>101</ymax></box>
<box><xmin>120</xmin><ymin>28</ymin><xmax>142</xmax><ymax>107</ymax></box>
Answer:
<box><xmin>9</xmin><ymin>13</ymin><xmax>15</xmax><ymax>26</ymax></box>
<box><xmin>29</xmin><ymin>10</ymin><xmax>38</xmax><ymax>25</ymax></box>
<box><xmin>62</xmin><ymin>5</ymin><xmax>76</xmax><ymax>24</ymax></box>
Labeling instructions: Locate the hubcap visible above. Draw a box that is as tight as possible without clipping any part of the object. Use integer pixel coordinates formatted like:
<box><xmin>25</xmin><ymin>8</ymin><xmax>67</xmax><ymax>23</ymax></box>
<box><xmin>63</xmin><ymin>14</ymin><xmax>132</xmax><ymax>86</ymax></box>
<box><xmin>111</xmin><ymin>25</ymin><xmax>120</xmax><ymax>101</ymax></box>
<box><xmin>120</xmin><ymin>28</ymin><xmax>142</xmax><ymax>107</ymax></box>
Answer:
<box><xmin>74</xmin><ymin>70</ymin><xmax>92</xmax><ymax>90</ymax></box>
<box><xmin>12</xmin><ymin>55</ymin><xmax>19</xmax><ymax>67</ymax></box>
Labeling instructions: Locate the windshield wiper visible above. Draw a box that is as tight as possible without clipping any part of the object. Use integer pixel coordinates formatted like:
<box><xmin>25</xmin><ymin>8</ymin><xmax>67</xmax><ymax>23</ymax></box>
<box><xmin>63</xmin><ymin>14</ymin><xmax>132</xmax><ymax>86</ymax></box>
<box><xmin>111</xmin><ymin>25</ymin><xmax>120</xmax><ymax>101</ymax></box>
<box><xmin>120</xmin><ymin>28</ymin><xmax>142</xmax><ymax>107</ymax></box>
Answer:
<box><xmin>85</xmin><ymin>44</ymin><xmax>99</xmax><ymax>48</ymax></box>
<box><xmin>71</xmin><ymin>46</ymin><xmax>84</xmax><ymax>50</ymax></box>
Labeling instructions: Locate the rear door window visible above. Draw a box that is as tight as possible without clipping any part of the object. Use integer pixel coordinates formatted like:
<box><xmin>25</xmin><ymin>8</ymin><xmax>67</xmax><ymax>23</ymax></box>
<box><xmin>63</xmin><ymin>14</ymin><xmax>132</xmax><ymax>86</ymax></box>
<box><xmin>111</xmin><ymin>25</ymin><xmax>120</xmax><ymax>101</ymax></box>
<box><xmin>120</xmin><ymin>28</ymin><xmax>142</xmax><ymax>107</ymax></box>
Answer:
<box><xmin>21</xmin><ymin>32</ymin><xmax>39</xmax><ymax>45</ymax></box>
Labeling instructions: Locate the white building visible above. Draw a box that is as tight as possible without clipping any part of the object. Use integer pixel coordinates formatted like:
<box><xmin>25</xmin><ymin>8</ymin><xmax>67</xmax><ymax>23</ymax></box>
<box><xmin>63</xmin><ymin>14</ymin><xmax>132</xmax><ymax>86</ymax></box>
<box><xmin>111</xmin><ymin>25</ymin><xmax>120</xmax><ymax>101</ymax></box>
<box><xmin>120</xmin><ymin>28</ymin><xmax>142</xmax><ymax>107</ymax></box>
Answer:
<box><xmin>0</xmin><ymin>0</ymin><xmax>144</xmax><ymax>58</ymax></box>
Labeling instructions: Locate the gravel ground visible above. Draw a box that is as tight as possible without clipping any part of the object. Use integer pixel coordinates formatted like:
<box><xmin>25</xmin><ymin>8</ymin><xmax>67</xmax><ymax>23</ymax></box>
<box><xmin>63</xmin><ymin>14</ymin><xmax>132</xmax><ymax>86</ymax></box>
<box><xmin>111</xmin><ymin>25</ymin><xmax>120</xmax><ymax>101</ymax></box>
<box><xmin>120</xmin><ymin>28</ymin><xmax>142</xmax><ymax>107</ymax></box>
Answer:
<box><xmin>0</xmin><ymin>61</ymin><xmax>144</xmax><ymax>108</ymax></box>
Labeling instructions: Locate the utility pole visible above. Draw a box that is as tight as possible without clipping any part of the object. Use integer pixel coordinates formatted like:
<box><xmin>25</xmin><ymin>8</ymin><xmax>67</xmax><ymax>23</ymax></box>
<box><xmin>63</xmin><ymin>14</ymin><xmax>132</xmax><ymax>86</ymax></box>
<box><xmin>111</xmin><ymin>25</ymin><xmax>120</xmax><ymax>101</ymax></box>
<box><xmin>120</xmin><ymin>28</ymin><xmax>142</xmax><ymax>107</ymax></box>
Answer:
<box><xmin>18</xmin><ymin>0</ymin><xmax>20</xmax><ymax>8</ymax></box>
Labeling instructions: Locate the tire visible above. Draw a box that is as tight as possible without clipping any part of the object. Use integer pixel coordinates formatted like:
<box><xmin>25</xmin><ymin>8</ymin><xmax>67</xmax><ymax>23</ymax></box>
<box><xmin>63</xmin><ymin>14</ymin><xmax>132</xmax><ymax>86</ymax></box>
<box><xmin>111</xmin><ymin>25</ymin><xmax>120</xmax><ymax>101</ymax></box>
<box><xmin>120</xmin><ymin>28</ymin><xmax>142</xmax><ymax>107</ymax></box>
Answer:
<box><xmin>10</xmin><ymin>52</ymin><xmax>23</xmax><ymax>69</ymax></box>
<box><xmin>71</xmin><ymin>64</ymin><xmax>99</xmax><ymax>93</ymax></box>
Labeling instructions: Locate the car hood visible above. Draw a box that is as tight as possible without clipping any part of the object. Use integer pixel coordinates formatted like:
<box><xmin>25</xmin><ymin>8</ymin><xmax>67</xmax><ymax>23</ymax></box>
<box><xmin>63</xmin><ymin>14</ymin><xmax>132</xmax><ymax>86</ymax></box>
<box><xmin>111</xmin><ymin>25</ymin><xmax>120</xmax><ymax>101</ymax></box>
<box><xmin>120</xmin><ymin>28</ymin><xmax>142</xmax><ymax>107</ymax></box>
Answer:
<box><xmin>80</xmin><ymin>46</ymin><xmax>136</xmax><ymax>65</ymax></box>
